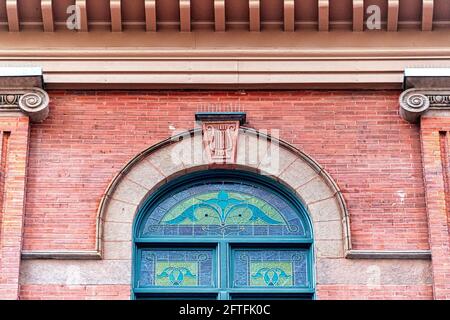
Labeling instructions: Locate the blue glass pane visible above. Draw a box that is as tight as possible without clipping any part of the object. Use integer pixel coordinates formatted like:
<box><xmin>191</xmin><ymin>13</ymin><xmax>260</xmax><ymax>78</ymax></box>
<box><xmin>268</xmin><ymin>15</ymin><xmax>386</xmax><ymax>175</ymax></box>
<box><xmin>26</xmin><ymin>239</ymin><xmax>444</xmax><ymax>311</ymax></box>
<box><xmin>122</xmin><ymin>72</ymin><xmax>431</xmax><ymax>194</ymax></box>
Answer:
<box><xmin>137</xmin><ymin>249</ymin><xmax>215</xmax><ymax>288</ymax></box>
<box><xmin>140</xmin><ymin>182</ymin><xmax>308</xmax><ymax>238</ymax></box>
<box><xmin>231</xmin><ymin>249</ymin><xmax>309</xmax><ymax>288</ymax></box>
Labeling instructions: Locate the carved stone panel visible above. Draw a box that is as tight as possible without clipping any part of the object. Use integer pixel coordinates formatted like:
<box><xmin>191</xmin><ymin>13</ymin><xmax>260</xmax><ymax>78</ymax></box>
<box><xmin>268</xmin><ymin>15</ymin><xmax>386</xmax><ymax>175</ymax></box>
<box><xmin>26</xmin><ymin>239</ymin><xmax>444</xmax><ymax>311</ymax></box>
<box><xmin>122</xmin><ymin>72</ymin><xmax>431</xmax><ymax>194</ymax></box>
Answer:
<box><xmin>202</xmin><ymin>121</ymin><xmax>239</xmax><ymax>164</ymax></box>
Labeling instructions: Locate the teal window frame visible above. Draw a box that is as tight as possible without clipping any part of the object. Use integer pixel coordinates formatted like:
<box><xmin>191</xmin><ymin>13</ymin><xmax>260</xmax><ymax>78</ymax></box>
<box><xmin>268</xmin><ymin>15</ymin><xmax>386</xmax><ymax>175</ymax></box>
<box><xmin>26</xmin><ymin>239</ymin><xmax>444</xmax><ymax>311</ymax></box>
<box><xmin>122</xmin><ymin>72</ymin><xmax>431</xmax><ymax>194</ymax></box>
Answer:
<box><xmin>132</xmin><ymin>170</ymin><xmax>315</xmax><ymax>300</ymax></box>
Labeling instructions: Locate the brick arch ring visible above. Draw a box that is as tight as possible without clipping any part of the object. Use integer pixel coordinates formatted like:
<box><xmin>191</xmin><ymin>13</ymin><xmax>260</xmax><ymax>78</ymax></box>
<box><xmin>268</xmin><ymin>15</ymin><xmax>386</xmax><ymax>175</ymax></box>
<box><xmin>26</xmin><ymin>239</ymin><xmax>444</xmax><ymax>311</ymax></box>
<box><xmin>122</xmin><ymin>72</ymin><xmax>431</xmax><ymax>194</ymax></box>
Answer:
<box><xmin>98</xmin><ymin>127</ymin><xmax>351</xmax><ymax>262</ymax></box>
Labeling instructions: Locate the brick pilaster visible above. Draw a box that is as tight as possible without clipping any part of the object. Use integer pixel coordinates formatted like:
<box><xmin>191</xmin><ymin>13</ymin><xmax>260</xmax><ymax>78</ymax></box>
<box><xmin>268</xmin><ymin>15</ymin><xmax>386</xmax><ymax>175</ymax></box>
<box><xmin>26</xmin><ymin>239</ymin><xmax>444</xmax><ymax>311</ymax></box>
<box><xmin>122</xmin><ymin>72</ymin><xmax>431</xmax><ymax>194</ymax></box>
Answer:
<box><xmin>0</xmin><ymin>115</ymin><xmax>30</xmax><ymax>300</ymax></box>
<box><xmin>420</xmin><ymin>116</ymin><xmax>450</xmax><ymax>300</ymax></box>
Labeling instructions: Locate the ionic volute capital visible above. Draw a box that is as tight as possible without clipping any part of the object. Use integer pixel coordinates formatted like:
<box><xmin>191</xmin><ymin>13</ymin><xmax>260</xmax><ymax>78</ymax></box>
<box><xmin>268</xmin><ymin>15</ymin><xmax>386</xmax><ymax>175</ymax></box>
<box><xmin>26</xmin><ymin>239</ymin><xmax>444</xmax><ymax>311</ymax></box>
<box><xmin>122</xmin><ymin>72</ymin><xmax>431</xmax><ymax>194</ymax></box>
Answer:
<box><xmin>399</xmin><ymin>88</ymin><xmax>450</xmax><ymax>123</ymax></box>
<box><xmin>0</xmin><ymin>87</ymin><xmax>50</xmax><ymax>122</ymax></box>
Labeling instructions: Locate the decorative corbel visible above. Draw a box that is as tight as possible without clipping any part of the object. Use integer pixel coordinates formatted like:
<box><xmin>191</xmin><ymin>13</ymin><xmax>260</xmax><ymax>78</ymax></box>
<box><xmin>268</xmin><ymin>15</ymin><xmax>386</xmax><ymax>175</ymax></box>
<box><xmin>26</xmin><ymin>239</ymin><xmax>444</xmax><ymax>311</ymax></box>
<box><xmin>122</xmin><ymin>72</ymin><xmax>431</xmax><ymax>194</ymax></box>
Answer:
<box><xmin>0</xmin><ymin>87</ymin><xmax>50</xmax><ymax>122</ymax></box>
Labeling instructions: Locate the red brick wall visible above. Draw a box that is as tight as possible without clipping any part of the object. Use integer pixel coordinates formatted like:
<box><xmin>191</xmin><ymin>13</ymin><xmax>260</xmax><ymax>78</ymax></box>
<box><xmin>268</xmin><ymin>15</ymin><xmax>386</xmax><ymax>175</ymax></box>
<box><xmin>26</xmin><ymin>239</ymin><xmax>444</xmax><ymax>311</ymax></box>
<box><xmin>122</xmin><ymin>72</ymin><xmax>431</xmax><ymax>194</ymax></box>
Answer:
<box><xmin>419</xmin><ymin>116</ymin><xmax>450</xmax><ymax>299</ymax></box>
<box><xmin>0</xmin><ymin>116</ymin><xmax>30</xmax><ymax>299</ymax></box>
<box><xmin>23</xmin><ymin>90</ymin><xmax>429</xmax><ymax>253</ymax></box>
<box><xmin>316</xmin><ymin>285</ymin><xmax>433</xmax><ymax>300</ymax></box>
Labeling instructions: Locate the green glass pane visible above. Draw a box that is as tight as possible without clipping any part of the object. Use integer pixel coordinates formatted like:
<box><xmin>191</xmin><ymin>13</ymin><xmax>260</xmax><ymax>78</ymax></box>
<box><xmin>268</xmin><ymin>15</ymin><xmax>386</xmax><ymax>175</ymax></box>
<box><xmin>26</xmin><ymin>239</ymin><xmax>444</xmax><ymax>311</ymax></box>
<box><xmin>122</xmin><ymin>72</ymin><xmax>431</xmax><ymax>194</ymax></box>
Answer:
<box><xmin>138</xmin><ymin>249</ymin><xmax>215</xmax><ymax>288</ymax></box>
<box><xmin>232</xmin><ymin>249</ymin><xmax>309</xmax><ymax>288</ymax></box>
<box><xmin>250</xmin><ymin>262</ymin><xmax>293</xmax><ymax>287</ymax></box>
<box><xmin>155</xmin><ymin>261</ymin><xmax>198</xmax><ymax>287</ymax></box>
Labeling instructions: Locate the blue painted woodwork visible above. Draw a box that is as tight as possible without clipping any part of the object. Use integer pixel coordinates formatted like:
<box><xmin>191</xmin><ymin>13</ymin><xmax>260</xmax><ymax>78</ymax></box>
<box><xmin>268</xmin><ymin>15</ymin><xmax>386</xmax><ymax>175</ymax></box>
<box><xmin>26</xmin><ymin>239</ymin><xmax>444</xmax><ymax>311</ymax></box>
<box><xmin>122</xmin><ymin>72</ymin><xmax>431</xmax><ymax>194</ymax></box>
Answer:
<box><xmin>132</xmin><ymin>170</ymin><xmax>315</xmax><ymax>300</ymax></box>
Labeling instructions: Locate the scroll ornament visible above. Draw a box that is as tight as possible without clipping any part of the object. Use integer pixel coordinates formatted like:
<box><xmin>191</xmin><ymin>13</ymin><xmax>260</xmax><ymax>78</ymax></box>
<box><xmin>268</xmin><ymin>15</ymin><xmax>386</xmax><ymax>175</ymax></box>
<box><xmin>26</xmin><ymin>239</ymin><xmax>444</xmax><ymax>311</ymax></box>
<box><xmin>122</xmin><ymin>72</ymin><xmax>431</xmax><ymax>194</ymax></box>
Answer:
<box><xmin>399</xmin><ymin>88</ymin><xmax>450</xmax><ymax>123</ymax></box>
<box><xmin>0</xmin><ymin>87</ymin><xmax>50</xmax><ymax>122</ymax></box>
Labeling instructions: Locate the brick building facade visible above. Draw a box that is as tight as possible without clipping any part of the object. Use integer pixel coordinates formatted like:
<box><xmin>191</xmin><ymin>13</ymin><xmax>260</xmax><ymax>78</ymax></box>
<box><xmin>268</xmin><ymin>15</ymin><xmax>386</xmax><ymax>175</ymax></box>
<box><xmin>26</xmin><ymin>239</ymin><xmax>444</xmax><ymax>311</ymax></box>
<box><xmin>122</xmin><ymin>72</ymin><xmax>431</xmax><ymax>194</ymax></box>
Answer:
<box><xmin>0</xmin><ymin>1</ymin><xmax>449</xmax><ymax>300</ymax></box>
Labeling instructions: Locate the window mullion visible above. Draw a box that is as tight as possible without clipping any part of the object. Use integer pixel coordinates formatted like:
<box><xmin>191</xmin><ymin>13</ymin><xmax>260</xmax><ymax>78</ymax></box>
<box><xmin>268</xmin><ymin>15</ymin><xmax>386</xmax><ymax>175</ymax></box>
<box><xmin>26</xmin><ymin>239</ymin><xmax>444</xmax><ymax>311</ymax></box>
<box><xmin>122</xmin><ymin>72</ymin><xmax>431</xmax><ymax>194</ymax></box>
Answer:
<box><xmin>218</xmin><ymin>241</ymin><xmax>228</xmax><ymax>297</ymax></box>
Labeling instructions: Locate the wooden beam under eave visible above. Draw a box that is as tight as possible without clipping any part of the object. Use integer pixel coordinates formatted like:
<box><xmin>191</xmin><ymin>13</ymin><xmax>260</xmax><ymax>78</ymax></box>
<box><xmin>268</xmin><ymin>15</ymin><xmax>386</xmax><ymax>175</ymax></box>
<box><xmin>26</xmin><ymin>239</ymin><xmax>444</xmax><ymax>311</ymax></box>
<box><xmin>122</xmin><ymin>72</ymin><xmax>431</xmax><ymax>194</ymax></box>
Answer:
<box><xmin>284</xmin><ymin>0</ymin><xmax>295</xmax><ymax>32</ymax></box>
<box><xmin>353</xmin><ymin>0</ymin><xmax>364</xmax><ymax>31</ymax></box>
<box><xmin>249</xmin><ymin>0</ymin><xmax>260</xmax><ymax>32</ymax></box>
<box><xmin>214</xmin><ymin>0</ymin><xmax>225</xmax><ymax>32</ymax></box>
<box><xmin>180</xmin><ymin>0</ymin><xmax>191</xmax><ymax>32</ymax></box>
<box><xmin>41</xmin><ymin>0</ymin><xmax>54</xmax><ymax>32</ymax></box>
<box><xmin>110</xmin><ymin>0</ymin><xmax>122</xmax><ymax>32</ymax></box>
<box><xmin>387</xmin><ymin>0</ymin><xmax>399</xmax><ymax>31</ymax></box>
<box><xmin>144</xmin><ymin>0</ymin><xmax>156</xmax><ymax>32</ymax></box>
<box><xmin>318</xmin><ymin>0</ymin><xmax>329</xmax><ymax>31</ymax></box>
<box><xmin>6</xmin><ymin>0</ymin><xmax>19</xmax><ymax>32</ymax></box>
<box><xmin>75</xmin><ymin>0</ymin><xmax>88</xmax><ymax>32</ymax></box>
<box><xmin>422</xmin><ymin>0</ymin><xmax>434</xmax><ymax>31</ymax></box>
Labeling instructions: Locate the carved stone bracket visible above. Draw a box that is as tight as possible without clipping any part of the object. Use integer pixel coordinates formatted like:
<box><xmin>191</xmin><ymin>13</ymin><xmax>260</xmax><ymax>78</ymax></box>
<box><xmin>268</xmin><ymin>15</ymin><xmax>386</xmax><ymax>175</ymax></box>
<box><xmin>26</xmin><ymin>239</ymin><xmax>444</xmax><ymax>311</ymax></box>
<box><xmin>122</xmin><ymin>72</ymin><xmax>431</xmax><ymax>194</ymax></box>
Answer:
<box><xmin>196</xmin><ymin>112</ymin><xmax>246</xmax><ymax>164</ymax></box>
<box><xmin>0</xmin><ymin>87</ymin><xmax>49</xmax><ymax>122</ymax></box>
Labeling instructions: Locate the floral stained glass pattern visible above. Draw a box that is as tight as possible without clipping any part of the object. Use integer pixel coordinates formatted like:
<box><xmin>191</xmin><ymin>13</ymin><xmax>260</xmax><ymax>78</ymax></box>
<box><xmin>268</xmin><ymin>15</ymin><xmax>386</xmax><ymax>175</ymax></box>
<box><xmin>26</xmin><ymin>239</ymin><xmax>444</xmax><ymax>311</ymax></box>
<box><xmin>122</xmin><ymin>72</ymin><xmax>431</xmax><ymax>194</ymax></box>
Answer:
<box><xmin>250</xmin><ymin>262</ymin><xmax>293</xmax><ymax>287</ymax></box>
<box><xmin>232</xmin><ymin>249</ymin><xmax>309</xmax><ymax>288</ymax></box>
<box><xmin>155</xmin><ymin>262</ymin><xmax>198</xmax><ymax>286</ymax></box>
<box><xmin>138</xmin><ymin>249</ymin><xmax>215</xmax><ymax>288</ymax></box>
<box><xmin>140</xmin><ymin>183</ymin><xmax>308</xmax><ymax>238</ymax></box>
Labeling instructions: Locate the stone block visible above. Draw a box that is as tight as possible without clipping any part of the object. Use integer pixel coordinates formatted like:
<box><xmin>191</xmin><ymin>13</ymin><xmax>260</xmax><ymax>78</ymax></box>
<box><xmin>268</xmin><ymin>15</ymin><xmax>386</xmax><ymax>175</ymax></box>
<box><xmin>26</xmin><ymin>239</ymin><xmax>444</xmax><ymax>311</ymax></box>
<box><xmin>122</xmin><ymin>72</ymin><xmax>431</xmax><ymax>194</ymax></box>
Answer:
<box><xmin>103</xmin><ymin>221</ymin><xmax>133</xmax><ymax>242</ymax></box>
<box><xmin>125</xmin><ymin>159</ymin><xmax>165</xmax><ymax>190</ymax></box>
<box><xmin>279</xmin><ymin>158</ymin><xmax>319</xmax><ymax>190</ymax></box>
<box><xmin>314</xmin><ymin>220</ymin><xmax>343</xmax><ymax>241</ymax></box>
<box><xmin>315</xmin><ymin>258</ymin><xmax>432</xmax><ymax>285</ymax></box>
<box><xmin>111</xmin><ymin>178</ymin><xmax>149</xmax><ymax>206</ymax></box>
<box><xmin>103</xmin><ymin>199</ymin><xmax>137</xmax><ymax>223</ymax></box>
<box><xmin>19</xmin><ymin>260</ymin><xmax>131</xmax><ymax>285</ymax></box>
<box><xmin>148</xmin><ymin>142</ymin><xmax>185</xmax><ymax>178</ymax></box>
<box><xmin>259</xmin><ymin>144</ymin><xmax>297</xmax><ymax>177</ymax></box>
<box><xmin>314</xmin><ymin>239</ymin><xmax>344</xmax><ymax>258</ymax></box>
<box><xmin>103</xmin><ymin>241</ymin><xmax>132</xmax><ymax>260</ymax></box>
<box><xmin>236</xmin><ymin>131</ymin><xmax>269</xmax><ymax>168</ymax></box>
<box><xmin>308</xmin><ymin>197</ymin><xmax>343</xmax><ymax>223</ymax></box>
<box><xmin>296</xmin><ymin>176</ymin><xmax>335</xmax><ymax>205</ymax></box>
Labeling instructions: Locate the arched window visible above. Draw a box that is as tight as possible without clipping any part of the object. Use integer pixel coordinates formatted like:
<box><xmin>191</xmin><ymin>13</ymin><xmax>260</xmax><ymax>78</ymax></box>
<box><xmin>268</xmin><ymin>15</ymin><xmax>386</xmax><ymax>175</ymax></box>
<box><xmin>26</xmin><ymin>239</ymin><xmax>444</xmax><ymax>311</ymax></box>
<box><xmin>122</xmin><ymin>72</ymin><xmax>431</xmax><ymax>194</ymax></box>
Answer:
<box><xmin>132</xmin><ymin>170</ymin><xmax>315</xmax><ymax>300</ymax></box>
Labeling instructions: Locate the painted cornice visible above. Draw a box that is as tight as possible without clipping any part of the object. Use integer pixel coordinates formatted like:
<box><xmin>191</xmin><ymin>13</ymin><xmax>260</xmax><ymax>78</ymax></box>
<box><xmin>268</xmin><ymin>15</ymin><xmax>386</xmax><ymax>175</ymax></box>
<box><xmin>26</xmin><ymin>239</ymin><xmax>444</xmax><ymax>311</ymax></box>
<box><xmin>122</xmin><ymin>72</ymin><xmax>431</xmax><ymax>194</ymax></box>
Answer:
<box><xmin>0</xmin><ymin>30</ymin><xmax>449</xmax><ymax>89</ymax></box>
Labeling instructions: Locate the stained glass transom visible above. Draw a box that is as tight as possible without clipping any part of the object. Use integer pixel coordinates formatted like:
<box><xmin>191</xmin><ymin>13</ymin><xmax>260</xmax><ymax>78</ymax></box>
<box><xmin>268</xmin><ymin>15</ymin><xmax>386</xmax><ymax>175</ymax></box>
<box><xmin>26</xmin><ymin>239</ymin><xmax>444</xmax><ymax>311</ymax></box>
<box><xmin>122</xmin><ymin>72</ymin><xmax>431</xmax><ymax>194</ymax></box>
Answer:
<box><xmin>133</xmin><ymin>171</ymin><xmax>315</xmax><ymax>300</ymax></box>
<box><xmin>232</xmin><ymin>249</ymin><xmax>309</xmax><ymax>288</ymax></box>
<box><xmin>139</xmin><ymin>183</ymin><xmax>308</xmax><ymax>238</ymax></box>
<box><xmin>137</xmin><ymin>249</ymin><xmax>215</xmax><ymax>288</ymax></box>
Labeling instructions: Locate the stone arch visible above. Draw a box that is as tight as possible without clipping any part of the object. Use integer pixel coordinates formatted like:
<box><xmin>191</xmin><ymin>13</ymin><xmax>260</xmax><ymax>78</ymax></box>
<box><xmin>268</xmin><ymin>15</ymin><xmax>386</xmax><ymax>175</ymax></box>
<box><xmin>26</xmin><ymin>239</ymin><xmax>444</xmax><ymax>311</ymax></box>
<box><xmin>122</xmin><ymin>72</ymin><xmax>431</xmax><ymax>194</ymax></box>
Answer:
<box><xmin>98</xmin><ymin>127</ymin><xmax>351</xmax><ymax>262</ymax></box>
